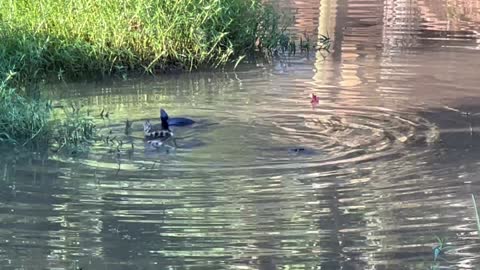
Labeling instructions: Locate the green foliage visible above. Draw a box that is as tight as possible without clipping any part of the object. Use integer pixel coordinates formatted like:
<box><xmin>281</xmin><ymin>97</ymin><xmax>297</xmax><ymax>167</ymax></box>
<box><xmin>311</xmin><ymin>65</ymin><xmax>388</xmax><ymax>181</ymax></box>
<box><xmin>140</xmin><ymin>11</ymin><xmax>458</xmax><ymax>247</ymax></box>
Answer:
<box><xmin>0</xmin><ymin>0</ymin><xmax>290</xmax><ymax>151</ymax></box>
<box><xmin>50</xmin><ymin>105</ymin><xmax>96</xmax><ymax>154</ymax></box>
<box><xmin>433</xmin><ymin>235</ymin><xmax>446</xmax><ymax>261</ymax></box>
<box><xmin>0</xmin><ymin>0</ymin><xmax>289</xmax><ymax>83</ymax></box>
<box><xmin>0</xmin><ymin>79</ymin><xmax>96</xmax><ymax>153</ymax></box>
<box><xmin>0</xmin><ymin>81</ymin><xmax>50</xmax><ymax>146</ymax></box>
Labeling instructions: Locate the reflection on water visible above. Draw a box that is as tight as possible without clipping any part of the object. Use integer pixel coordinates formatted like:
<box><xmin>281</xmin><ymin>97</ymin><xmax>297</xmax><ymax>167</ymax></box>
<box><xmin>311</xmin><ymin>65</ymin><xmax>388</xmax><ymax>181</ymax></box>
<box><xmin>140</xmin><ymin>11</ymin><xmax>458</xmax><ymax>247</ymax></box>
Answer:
<box><xmin>2</xmin><ymin>0</ymin><xmax>480</xmax><ymax>269</ymax></box>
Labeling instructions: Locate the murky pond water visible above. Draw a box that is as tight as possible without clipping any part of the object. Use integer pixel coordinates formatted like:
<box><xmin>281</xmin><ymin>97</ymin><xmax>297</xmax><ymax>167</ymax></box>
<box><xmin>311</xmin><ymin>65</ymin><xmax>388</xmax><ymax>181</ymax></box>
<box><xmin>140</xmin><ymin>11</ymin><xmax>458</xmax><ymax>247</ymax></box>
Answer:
<box><xmin>2</xmin><ymin>0</ymin><xmax>480</xmax><ymax>269</ymax></box>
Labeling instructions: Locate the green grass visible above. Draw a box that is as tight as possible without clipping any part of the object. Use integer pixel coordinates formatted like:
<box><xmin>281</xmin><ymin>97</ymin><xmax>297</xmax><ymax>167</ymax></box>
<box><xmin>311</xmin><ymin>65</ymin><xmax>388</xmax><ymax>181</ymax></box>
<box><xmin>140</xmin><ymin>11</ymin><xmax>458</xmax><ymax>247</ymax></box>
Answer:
<box><xmin>49</xmin><ymin>104</ymin><xmax>96</xmax><ymax>154</ymax></box>
<box><xmin>0</xmin><ymin>80</ymin><xmax>51</xmax><ymax>146</ymax></box>
<box><xmin>0</xmin><ymin>79</ymin><xmax>96</xmax><ymax>153</ymax></box>
<box><xmin>0</xmin><ymin>0</ymin><xmax>289</xmax><ymax>149</ymax></box>
<box><xmin>0</xmin><ymin>0</ymin><xmax>289</xmax><ymax>84</ymax></box>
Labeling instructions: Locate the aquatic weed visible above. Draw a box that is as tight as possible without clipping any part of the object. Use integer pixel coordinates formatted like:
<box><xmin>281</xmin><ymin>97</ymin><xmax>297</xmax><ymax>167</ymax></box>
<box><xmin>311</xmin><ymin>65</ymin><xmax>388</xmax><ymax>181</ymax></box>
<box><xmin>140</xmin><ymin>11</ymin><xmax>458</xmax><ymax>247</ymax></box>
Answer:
<box><xmin>432</xmin><ymin>235</ymin><xmax>455</xmax><ymax>263</ymax></box>
<box><xmin>433</xmin><ymin>235</ymin><xmax>446</xmax><ymax>261</ymax></box>
<box><xmin>50</xmin><ymin>104</ymin><xmax>97</xmax><ymax>154</ymax></box>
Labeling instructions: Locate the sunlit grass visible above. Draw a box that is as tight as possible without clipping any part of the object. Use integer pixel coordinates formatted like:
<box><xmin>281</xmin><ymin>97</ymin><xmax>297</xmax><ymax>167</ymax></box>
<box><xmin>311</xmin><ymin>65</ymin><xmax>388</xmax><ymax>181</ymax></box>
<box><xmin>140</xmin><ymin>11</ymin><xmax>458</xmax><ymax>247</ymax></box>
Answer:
<box><xmin>49</xmin><ymin>105</ymin><xmax>96</xmax><ymax>154</ymax></box>
<box><xmin>0</xmin><ymin>0</ymin><xmax>289</xmax><ymax>150</ymax></box>
<box><xmin>0</xmin><ymin>80</ymin><xmax>50</xmax><ymax>146</ymax></box>
<box><xmin>0</xmin><ymin>0</ymin><xmax>288</xmax><ymax>84</ymax></box>
<box><xmin>0</xmin><ymin>79</ymin><xmax>97</xmax><ymax>152</ymax></box>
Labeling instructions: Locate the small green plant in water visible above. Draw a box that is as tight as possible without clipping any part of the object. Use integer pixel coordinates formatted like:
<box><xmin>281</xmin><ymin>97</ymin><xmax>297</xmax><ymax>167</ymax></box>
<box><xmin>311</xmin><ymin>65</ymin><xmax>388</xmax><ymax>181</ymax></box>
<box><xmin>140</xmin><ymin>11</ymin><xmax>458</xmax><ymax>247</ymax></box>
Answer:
<box><xmin>50</xmin><ymin>104</ymin><xmax>97</xmax><ymax>155</ymax></box>
<box><xmin>432</xmin><ymin>235</ymin><xmax>455</xmax><ymax>262</ymax></box>
<box><xmin>433</xmin><ymin>236</ymin><xmax>446</xmax><ymax>261</ymax></box>
<box><xmin>125</xmin><ymin>120</ymin><xmax>133</xmax><ymax>135</ymax></box>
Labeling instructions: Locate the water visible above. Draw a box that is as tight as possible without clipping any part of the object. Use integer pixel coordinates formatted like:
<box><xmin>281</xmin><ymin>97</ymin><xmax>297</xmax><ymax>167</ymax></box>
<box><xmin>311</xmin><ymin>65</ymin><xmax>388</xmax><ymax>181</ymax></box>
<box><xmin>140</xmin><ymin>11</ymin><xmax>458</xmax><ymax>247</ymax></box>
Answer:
<box><xmin>2</xmin><ymin>0</ymin><xmax>480</xmax><ymax>269</ymax></box>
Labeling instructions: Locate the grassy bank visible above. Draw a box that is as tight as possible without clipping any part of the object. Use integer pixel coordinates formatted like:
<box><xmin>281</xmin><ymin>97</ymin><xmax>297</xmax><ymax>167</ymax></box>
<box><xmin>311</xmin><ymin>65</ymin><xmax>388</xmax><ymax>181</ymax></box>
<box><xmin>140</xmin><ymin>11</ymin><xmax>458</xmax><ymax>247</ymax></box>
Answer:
<box><xmin>0</xmin><ymin>0</ymin><xmax>288</xmax><ymax>84</ymax></box>
<box><xmin>0</xmin><ymin>0</ymin><xmax>287</xmax><ymax>148</ymax></box>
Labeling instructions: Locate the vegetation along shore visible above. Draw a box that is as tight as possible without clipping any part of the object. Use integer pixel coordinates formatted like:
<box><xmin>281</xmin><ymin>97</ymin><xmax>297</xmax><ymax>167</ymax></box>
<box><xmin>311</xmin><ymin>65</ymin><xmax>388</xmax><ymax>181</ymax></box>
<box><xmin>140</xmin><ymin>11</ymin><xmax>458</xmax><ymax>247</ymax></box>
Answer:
<box><xmin>0</xmin><ymin>0</ymin><xmax>289</xmax><ymax>150</ymax></box>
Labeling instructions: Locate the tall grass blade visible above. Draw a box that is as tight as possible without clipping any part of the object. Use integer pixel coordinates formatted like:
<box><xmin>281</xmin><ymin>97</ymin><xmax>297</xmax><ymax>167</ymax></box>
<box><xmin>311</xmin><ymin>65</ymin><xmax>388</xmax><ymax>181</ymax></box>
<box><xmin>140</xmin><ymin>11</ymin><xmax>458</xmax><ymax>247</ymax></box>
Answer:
<box><xmin>472</xmin><ymin>194</ymin><xmax>480</xmax><ymax>238</ymax></box>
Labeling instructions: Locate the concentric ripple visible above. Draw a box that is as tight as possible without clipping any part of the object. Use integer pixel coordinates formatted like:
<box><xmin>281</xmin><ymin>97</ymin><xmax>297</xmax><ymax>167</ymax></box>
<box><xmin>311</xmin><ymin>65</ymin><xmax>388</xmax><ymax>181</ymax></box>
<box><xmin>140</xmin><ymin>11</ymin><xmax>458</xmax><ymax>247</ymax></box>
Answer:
<box><xmin>63</xmin><ymin>100</ymin><xmax>440</xmax><ymax>177</ymax></box>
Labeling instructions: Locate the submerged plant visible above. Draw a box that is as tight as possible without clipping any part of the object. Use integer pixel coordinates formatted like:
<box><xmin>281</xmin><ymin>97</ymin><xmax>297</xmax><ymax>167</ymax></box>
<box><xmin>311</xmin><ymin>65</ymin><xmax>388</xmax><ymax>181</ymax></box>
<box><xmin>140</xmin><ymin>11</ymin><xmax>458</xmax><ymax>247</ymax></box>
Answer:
<box><xmin>433</xmin><ymin>235</ymin><xmax>446</xmax><ymax>261</ymax></box>
<box><xmin>124</xmin><ymin>119</ymin><xmax>133</xmax><ymax>135</ymax></box>
<box><xmin>432</xmin><ymin>235</ymin><xmax>455</xmax><ymax>263</ymax></box>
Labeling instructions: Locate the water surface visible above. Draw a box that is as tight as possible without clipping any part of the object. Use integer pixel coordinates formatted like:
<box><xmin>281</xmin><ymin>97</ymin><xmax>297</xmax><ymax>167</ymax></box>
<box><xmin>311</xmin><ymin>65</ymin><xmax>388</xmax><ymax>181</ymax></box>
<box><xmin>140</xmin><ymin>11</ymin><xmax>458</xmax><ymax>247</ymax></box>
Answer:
<box><xmin>1</xmin><ymin>0</ymin><xmax>480</xmax><ymax>269</ymax></box>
